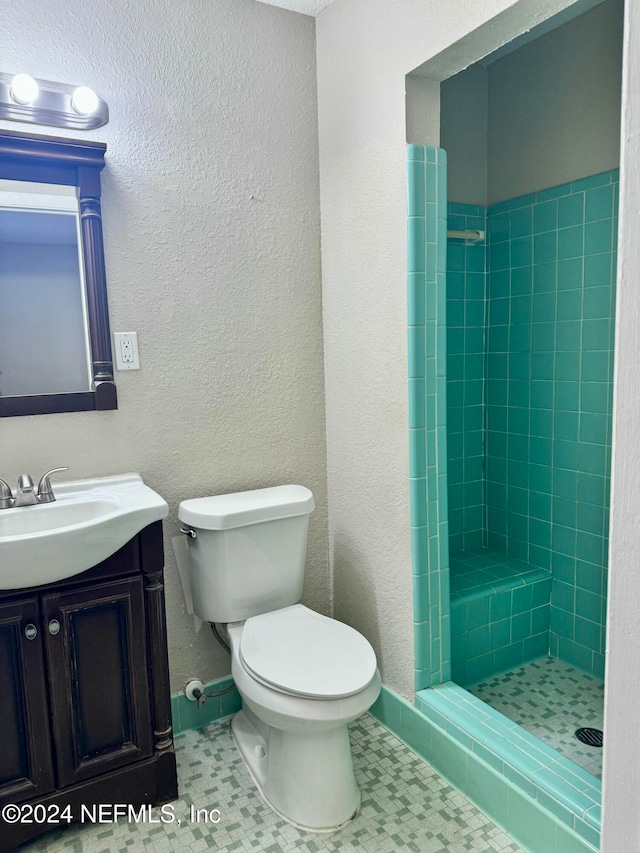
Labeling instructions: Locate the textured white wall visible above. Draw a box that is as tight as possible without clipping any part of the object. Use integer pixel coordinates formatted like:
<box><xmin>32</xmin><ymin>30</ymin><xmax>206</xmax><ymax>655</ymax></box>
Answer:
<box><xmin>316</xmin><ymin>0</ymin><xmax>514</xmax><ymax>699</ymax></box>
<box><xmin>601</xmin><ymin>0</ymin><xmax>640</xmax><ymax>844</ymax></box>
<box><xmin>0</xmin><ymin>0</ymin><xmax>328</xmax><ymax>691</ymax></box>
<box><xmin>316</xmin><ymin>0</ymin><xmax>588</xmax><ymax>699</ymax></box>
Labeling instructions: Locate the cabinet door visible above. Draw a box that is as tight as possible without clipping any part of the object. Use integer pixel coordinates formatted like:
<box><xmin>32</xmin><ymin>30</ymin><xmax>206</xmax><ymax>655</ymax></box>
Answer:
<box><xmin>0</xmin><ymin>598</ymin><xmax>55</xmax><ymax>804</ymax></box>
<box><xmin>42</xmin><ymin>577</ymin><xmax>153</xmax><ymax>788</ymax></box>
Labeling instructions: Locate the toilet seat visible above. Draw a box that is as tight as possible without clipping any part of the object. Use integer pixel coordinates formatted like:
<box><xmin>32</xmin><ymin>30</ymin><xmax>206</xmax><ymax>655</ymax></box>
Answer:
<box><xmin>239</xmin><ymin>604</ymin><xmax>377</xmax><ymax>700</ymax></box>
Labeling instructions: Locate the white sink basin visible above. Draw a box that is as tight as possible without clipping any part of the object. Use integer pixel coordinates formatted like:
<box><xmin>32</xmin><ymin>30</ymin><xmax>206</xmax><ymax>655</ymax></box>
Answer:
<box><xmin>0</xmin><ymin>473</ymin><xmax>168</xmax><ymax>589</ymax></box>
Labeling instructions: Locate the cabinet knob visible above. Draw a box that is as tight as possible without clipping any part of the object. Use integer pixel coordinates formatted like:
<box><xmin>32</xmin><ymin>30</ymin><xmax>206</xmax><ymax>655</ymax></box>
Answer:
<box><xmin>48</xmin><ymin>619</ymin><xmax>61</xmax><ymax>636</ymax></box>
<box><xmin>24</xmin><ymin>623</ymin><xmax>38</xmax><ymax>640</ymax></box>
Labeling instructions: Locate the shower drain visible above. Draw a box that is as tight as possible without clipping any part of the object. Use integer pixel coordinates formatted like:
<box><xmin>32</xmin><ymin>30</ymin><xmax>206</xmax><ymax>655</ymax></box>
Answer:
<box><xmin>575</xmin><ymin>727</ymin><xmax>603</xmax><ymax>747</ymax></box>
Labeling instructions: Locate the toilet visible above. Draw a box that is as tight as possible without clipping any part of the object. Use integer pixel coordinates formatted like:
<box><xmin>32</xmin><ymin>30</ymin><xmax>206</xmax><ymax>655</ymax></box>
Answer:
<box><xmin>178</xmin><ymin>484</ymin><xmax>381</xmax><ymax>832</ymax></box>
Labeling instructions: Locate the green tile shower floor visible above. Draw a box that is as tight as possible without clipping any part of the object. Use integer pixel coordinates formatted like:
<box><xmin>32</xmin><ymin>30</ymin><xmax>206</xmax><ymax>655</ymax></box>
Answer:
<box><xmin>470</xmin><ymin>657</ymin><xmax>604</xmax><ymax>779</ymax></box>
<box><xmin>22</xmin><ymin>714</ymin><xmax>523</xmax><ymax>853</ymax></box>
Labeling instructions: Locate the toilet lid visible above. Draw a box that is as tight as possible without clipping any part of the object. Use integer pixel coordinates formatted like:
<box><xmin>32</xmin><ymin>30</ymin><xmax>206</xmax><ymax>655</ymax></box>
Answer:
<box><xmin>239</xmin><ymin>604</ymin><xmax>378</xmax><ymax>700</ymax></box>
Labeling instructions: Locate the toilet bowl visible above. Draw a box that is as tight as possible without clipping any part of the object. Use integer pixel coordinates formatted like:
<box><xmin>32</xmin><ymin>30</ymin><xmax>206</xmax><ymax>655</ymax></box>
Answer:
<box><xmin>178</xmin><ymin>485</ymin><xmax>381</xmax><ymax>831</ymax></box>
<box><xmin>227</xmin><ymin>605</ymin><xmax>381</xmax><ymax>831</ymax></box>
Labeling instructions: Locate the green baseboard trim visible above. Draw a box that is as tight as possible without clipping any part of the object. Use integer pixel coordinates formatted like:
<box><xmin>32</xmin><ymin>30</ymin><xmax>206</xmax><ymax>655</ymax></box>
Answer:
<box><xmin>171</xmin><ymin>675</ymin><xmax>241</xmax><ymax>735</ymax></box>
<box><xmin>370</xmin><ymin>685</ymin><xmax>597</xmax><ymax>853</ymax></box>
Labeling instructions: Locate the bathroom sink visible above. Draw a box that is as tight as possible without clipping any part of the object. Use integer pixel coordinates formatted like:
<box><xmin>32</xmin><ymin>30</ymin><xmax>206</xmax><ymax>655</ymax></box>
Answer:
<box><xmin>0</xmin><ymin>474</ymin><xmax>168</xmax><ymax>589</ymax></box>
<box><xmin>0</xmin><ymin>497</ymin><xmax>120</xmax><ymax>537</ymax></box>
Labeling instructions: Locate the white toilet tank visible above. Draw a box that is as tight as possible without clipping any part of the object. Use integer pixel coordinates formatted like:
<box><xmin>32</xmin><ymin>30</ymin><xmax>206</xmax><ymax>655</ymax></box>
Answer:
<box><xmin>178</xmin><ymin>485</ymin><xmax>315</xmax><ymax>623</ymax></box>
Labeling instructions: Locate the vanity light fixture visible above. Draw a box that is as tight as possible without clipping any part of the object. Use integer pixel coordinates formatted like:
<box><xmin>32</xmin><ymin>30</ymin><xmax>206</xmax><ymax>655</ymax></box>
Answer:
<box><xmin>71</xmin><ymin>85</ymin><xmax>100</xmax><ymax>117</ymax></box>
<box><xmin>9</xmin><ymin>73</ymin><xmax>39</xmax><ymax>106</ymax></box>
<box><xmin>0</xmin><ymin>72</ymin><xmax>108</xmax><ymax>129</ymax></box>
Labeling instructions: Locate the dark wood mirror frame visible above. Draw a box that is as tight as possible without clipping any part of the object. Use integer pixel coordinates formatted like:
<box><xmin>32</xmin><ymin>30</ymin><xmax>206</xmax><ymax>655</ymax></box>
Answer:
<box><xmin>0</xmin><ymin>129</ymin><xmax>117</xmax><ymax>417</ymax></box>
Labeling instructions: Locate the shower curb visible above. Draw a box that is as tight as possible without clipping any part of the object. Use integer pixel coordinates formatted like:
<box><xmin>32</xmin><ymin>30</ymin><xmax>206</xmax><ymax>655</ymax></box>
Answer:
<box><xmin>371</xmin><ymin>683</ymin><xmax>599</xmax><ymax>853</ymax></box>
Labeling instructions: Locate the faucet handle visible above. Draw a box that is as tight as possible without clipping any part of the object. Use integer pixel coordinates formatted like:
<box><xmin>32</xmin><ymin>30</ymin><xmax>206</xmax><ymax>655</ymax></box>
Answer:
<box><xmin>0</xmin><ymin>479</ymin><xmax>13</xmax><ymax>509</ymax></box>
<box><xmin>37</xmin><ymin>467</ymin><xmax>69</xmax><ymax>504</ymax></box>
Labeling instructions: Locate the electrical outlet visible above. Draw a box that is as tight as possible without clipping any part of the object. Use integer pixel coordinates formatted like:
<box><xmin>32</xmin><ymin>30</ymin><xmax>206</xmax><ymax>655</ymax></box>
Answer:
<box><xmin>121</xmin><ymin>339</ymin><xmax>134</xmax><ymax>363</ymax></box>
<box><xmin>114</xmin><ymin>332</ymin><xmax>140</xmax><ymax>370</ymax></box>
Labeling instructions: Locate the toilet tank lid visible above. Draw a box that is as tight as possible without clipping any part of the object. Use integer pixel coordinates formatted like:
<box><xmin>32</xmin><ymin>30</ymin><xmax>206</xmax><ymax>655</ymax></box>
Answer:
<box><xmin>178</xmin><ymin>484</ymin><xmax>314</xmax><ymax>530</ymax></box>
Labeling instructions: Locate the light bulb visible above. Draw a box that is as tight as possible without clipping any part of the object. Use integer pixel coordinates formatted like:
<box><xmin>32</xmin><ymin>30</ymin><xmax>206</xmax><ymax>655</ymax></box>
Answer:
<box><xmin>71</xmin><ymin>86</ymin><xmax>99</xmax><ymax>116</ymax></box>
<box><xmin>10</xmin><ymin>73</ymin><xmax>39</xmax><ymax>105</ymax></box>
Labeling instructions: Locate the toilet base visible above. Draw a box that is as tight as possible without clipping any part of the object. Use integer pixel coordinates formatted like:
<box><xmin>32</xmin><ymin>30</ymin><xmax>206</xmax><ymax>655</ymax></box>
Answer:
<box><xmin>231</xmin><ymin>706</ymin><xmax>361</xmax><ymax>832</ymax></box>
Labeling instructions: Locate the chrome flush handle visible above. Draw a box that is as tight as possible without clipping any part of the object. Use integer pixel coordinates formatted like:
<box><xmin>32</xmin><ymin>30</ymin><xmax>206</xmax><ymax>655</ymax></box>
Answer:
<box><xmin>180</xmin><ymin>527</ymin><xmax>197</xmax><ymax>539</ymax></box>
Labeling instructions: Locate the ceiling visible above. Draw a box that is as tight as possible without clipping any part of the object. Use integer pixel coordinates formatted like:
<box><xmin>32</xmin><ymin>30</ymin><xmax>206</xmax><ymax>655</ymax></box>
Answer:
<box><xmin>254</xmin><ymin>0</ymin><xmax>335</xmax><ymax>16</ymax></box>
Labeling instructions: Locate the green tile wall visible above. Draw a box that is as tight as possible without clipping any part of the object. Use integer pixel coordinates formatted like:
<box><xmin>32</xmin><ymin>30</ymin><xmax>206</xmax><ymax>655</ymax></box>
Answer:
<box><xmin>485</xmin><ymin>171</ymin><xmax>617</xmax><ymax>679</ymax></box>
<box><xmin>408</xmin><ymin>144</ymin><xmax>451</xmax><ymax>690</ymax></box>
<box><xmin>443</xmin><ymin>172</ymin><xmax>616</xmax><ymax>682</ymax></box>
<box><xmin>447</xmin><ymin>204</ymin><xmax>487</xmax><ymax>554</ymax></box>
<box><xmin>445</xmin><ymin>208</ymin><xmax>556</xmax><ymax>685</ymax></box>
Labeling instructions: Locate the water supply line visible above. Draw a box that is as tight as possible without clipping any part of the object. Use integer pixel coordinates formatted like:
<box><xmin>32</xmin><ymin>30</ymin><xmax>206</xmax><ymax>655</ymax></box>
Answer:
<box><xmin>211</xmin><ymin>621</ymin><xmax>230</xmax><ymax>653</ymax></box>
<box><xmin>184</xmin><ymin>678</ymin><xmax>236</xmax><ymax>708</ymax></box>
<box><xmin>184</xmin><ymin>623</ymin><xmax>234</xmax><ymax>708</ymax></box>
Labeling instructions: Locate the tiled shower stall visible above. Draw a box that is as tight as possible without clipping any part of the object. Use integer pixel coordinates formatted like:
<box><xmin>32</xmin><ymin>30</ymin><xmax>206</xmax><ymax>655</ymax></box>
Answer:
<box><xmin>408</xmin><ymin>144</ymin><xmax>615</xmax><ymax>690</ymax></box>
<box><xmin>408</xmin><ymin>144</ymin><xmax>614</xmax><ymax>849</ymax></box>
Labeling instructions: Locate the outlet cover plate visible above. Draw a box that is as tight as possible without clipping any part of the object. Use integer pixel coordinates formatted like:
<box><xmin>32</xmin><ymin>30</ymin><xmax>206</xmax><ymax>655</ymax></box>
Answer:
<box><xmin>114</xmin><ymin>332</ymin><xmax>140</xmax><ymax>370</ymax></box>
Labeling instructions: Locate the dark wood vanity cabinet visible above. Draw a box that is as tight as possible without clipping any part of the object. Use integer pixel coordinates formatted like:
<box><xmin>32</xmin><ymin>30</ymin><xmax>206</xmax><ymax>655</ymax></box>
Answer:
<box><xmin>0</xmin><ymin>597</ymin><xmax>55</xmax><ymax>805</ymax></box>
<box><xmin>0</xmin><ymin>522</ymin><xmax>177</xmax><ymax>850</ymax></box>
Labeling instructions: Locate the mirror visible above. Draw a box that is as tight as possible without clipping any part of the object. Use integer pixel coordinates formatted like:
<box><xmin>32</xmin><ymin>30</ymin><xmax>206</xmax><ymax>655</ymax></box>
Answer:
<box><xmin>0</xmin><ymin>130</ymin><xmax>117</xmax><ymax>417</ymax></box>
<box><xmin>0</xmin><ymin>181</ymin><xmax>92</xmax><ymax>396</ymax></box>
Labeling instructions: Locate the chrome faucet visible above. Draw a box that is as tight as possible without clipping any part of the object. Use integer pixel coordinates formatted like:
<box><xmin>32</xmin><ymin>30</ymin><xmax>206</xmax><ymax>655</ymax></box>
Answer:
<box><xmin>0</xmin><ymin>480</ymin><xmax>12</xmax><ymax>510</ymax></box>
<box><xmin>15</xmin><ymin>474</ymin><xmax>37</xmax><ymax>506</ymax></box>
<box><xmin>0</xmin><ymin>467</ymin><xmax>69</xmax><ymax>509</ymax></box>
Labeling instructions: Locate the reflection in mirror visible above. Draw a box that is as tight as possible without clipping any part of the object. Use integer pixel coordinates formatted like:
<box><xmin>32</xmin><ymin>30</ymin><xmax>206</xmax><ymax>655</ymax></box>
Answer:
<box><xmin>0</xmin><ymin>129</ymin><xmax>116</xmax><ymax>417</ymax></box>
<box><xmin>0</xmin><ymin>180</ymin><xmax>92</xmax><ymax>396</ymax></box>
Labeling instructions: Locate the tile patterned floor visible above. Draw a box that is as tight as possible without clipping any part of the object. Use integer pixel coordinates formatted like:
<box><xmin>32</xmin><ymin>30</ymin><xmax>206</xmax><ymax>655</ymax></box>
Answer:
<box><xmin>23</xmin><ymin>714</ymin><xmax>523</xmax><ymax>852</ymax></box>
<box><xmin>470</xmin><ymin>657</ymin><xmax>604</xmax><ymax>779</ymax></box>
